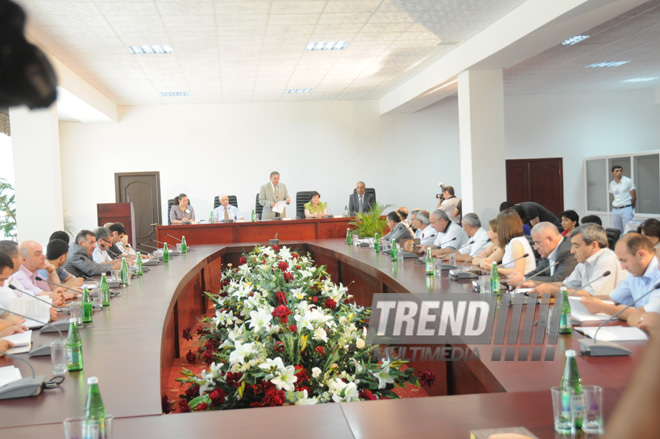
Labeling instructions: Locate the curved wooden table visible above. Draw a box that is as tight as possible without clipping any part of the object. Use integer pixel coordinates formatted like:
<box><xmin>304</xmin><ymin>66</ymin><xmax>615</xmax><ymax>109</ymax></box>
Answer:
<box><xmin>0</xmin><ymin>239</ymin><xmax>645</xmax><ymax>438</ymax></box>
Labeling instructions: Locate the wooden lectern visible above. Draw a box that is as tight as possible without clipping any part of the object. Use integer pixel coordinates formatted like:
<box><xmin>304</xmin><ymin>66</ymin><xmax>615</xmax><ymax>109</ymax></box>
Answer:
<box><xmin>97</xmin><ymin>202</ymin><xmax>136</xmax><ymax>246</ymax></box>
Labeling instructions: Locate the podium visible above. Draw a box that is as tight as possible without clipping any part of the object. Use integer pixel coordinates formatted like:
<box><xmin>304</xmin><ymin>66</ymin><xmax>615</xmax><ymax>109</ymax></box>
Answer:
<box><xmin>97</xmin><ymin>202</ymin><xmax>136</xmax><ymax>246</ymax></box>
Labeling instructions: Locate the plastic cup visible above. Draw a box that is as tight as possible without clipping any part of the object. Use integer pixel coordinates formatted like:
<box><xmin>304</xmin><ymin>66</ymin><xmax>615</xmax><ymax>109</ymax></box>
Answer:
<box><xmin>68</xmin><ymin>302</ymin><xmax>82</xmax><ymax>325</ymax></box>
<box><xmin>551</xmin><ymin>386</ymin><xmax>573</xmax><ymax>434</ymax></box>
<box><xmin>50</xmin><ymin>340</ymin><xmax>67</xmax><ymax>376</ymax></box>
<box><xmin>581</xmin><ymin>385</ymin><xmax>604</xmax><ymax>434</ymax></box>
<box><xmin>479</xmin><ymin>275</ymin><xmax>491</xmax><ymax>294</ymax></box>
<box><xmin>63</xmin><ymin>416</ymin><xmax>113</xmax><ymax>439</ymax></box>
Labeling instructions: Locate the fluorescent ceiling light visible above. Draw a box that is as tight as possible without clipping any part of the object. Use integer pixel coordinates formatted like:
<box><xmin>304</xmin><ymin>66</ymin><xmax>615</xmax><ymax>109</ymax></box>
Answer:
<box><xmin>129</xmin><ymin>45</ymin><xmax>173</xmax><ymax>55</ymax></box>
<box><xmin>621</xmin><ymin>77</ymin><xmax>659</xmax><ymax>83</ymax></box>
<box><xmin>562</xmin><ymin>35</ymin><xmax>589</xmax><ymax>46</ymax></box>
<box><xmin>305</xmin><ymin>41</ymin><xmax>348</xmax><ymax>51</ymax></box>
<box><xmin>160</xmin><ymin>92</ymin><xmax>190</xmax><ymax>97</ymax></box>
<box><xmin>284</xmin><ymin>89</ymin><xmax>313</xmax><ymax>94</ymax></box>
<box><xmin>586</xmin><ymin>61</ymin><xmax>629</xmax><ymax>68</ymax></box>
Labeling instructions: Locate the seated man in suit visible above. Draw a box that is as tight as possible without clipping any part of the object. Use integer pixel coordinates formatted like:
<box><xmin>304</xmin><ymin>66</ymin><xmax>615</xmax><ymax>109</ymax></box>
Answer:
<box><xmin>348</xmin><ymin>181</ymin><xmax>375</xmax><ymax>216</ymax></box>
<box><xmin>64</xmin><ymin>230</ymin><xmax>122</xmax><ymax>278</ymax></box>
<box><xmin>213</xmin><ymin>194</ymin><xmax>243</xmax><ymax>222</ymax></box>
<box><xmin>582</xmin><ymin>233</ymin><xmax>660</xmax><ymax>321</ymax></box>
<box><xmin>507</xmin><ymin>222</ymin><xmax>577</xmax><ymax>286</ymax></box>
<box><xmin>523</xmin><ymin>224</ymin><xmax>626</xmax><ymax>297</ymax></box>
<box><xmin>259</xmin><ymin>171</ymin><xmax>291</xmax><ymax>219</ymax></box>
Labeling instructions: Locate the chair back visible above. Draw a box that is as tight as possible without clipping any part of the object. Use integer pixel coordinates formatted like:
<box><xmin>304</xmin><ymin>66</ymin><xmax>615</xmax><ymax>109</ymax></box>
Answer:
<box><xmin>214</xmin><ymin>195</ymin><xmax>238</xmax><ymax>209</ymax></box>
<box><xmin>255</xmin><ymin>194</ymin><xmax>263</xmax><ymax>220</ymax></box>
<box><xmin>296</xmin><ymin>191</ymin><xmax>315</xmax><ymax>218</ymax></box>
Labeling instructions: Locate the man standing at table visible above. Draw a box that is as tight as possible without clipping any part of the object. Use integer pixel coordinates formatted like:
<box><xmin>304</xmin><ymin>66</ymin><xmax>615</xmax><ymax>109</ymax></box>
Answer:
<box><xmin>610</xmin><ymin>165</ymin><xmax>636</xmax><ymax>233</ymax></box>
<box><xmin>348</xmin><ymin>181</ymin><xmax>375</xmax><ymax>216</ymax></box>
<box><xmin>259</xmin><ymin>171</ymin><xmax>291</xmax><ymax>219</ymax></box>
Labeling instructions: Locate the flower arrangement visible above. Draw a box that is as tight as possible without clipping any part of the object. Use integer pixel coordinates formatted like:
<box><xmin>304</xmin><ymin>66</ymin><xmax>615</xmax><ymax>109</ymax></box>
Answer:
<box><xmin>176</xmin><ymin>245</ymin><xmax>418</xmax><ymax>411</ymax></box>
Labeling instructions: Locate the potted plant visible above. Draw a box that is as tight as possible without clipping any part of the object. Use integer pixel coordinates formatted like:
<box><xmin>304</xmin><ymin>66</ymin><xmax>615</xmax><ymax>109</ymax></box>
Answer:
<box><xmin>0</xmin><ymin>178</ymin><xmax>16</xmax><ymax>239</ymax></box>
<box><xmin>348</xmin><ymin>202</ymin><xmax>391</xmax><ymax>238</ymax></box>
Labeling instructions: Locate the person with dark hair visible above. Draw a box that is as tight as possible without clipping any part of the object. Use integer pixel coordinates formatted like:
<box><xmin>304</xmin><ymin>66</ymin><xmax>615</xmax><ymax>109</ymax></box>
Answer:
<box><xmin>557</xmin><ymin>209</ymin><xmax>578</xmax><ymax>237</ymax></box>
<box><xmin>108</xmin><ymin>222</ymin><xmax>136</xmax><ymax>258</ymax></box>
<box><xmin>582</xmin><ymin>233</ymin><xmax>660</xmax><ymax>320</ymax></box>
<box><xmin>170</xmin><ymin>193</ymin><xmax>196</xmax><ymax>224</ymax></box>
<box><xmin>304</xmin><ymin>191</ymin><xmax>327</xmax><ymax>219</ymax></box>
<box><xmin>609</xmin><ymin>165</ymin><xmax>636</xmax><ymax>233</ymax></box>
<box><xmin>499</xmin><ymin>201</ymin><xmax>515</xmax><ymax>211</ymax></box>
<box><xmin>640</xmin><ymin>218</ymin><xmax>660</xmax><ymax>249</ymax></box>
<box><xmin>382</xmin><ymin>211</ymin><xmax>413</xmax><ymax>242</ymax></box>
<box><xmin>43</xmin><ymin>238</ymin><xmax>83</xmax><ymax>288</ymax></box>
<box><xmin>512</xmin><ymin>205</ymin><xmax>531</xmax><ymax>235</ymax></box>
<box><xmin>580</xmin><ymin>214</ymin><xmax>603</xmax><ymax>226</ymax></box>
<box><xmin>64</xmin><ymin>229</ymin><xmax>121</xmax><ymax>277</ymax></box>
<box><xmin>348</xmin><ymin>181</ymin><xmax>375</xmax><ymax>216</ymax></box>
<box><xmin>259</xmin><ymin>171</ymin><xmax>291</xmax><ymax>219</ymax></box>
<box><xmin>438</xmin><ymin>185</ymin><xmax>461</xmax><ymax>224</ymax></box>
<box><xmin>49</xmin><ymin>230</ymin><xmax>70</xmax><ymax>244</ymax></box>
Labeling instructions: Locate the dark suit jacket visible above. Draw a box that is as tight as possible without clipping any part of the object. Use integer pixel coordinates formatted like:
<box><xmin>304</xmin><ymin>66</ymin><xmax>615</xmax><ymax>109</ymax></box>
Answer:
<box><xmin>63</xmin><ymin>243</ymin><xmax>107</xmax><ymax>277</ymax></box>
<box><xmin>524</xmin><ymin>236</ymin><xmax>577</xmax><ymax>282</ymax></box>
<box><xmin>348</xmin><ymin>191</ymin><xmax>375</xmax><ymax>216</ymax></box>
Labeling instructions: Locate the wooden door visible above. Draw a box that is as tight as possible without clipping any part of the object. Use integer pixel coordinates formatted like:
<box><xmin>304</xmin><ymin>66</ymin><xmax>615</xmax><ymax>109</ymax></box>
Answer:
<box><xmin>506</xmin><ymin>158</ymin><xmax>564</xmax><ymax>217</ymax></box>
<box><xmin>115</xmin><ymin>172</ymin><xmax>161</xmax><ymax>251</ymax></box>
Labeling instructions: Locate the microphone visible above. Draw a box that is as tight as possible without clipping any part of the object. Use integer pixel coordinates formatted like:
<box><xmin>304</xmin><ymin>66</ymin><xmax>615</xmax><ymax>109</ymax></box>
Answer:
<box><xmin>567</xmin><ymin>271</ymin><xmax>611</xmax><ymax>297</ymax></box>
<box><xmin>437</xmin><ymin>236</ymin><xmax>457</xmax><ymax>248</ymax></box>
<box><xmin>139</xmin><ymin>243</ymin><xmax>158</xmax><ymax>250</ymax></box>
<box><xmin>0</xmin><ymin>350</ymin><xmax>45</xmax><ymax>399</ymax></box>
<box><xmin>8</xmin><ymin>284</ymin><xmax>65</xmax><ymax>311</ymax></box>
<box><xmin>578</xmin><ymin>280</ymin><xmax>660</xmax><ymax>357</ymax></box>
<box><xmin>511</xmin><ymin>257</ymin><xmax>565</xmax><ymax>292</ymax></box>
<box><xmin>497</xmin><ymin>253</ymin><xmax>530</xmax><ymax>268</ymax></box>
<box><xmin>150</xmin><ymin>239</ymin><xmax>180</xmax><ymax>255</ymax></box>
<box><xmin>164</xmin><ymin>233</ymin><xmax>182</xmax><ymax>242</ymax></box>
<box><xmin>33</xmin><ymin>275</ymin><xmax>84</xmax><ymax>298</ymax></box>
<box><xmin>0</xmin><ymin>306</ymin><xmax>65</xmax><ymax>356</ymax></box>
<box><xmin>471</xmin><ymin>238</ymin><xmax>492</xmax><ymax>258</ymax></box>
<box><xmin>105</xmin><ymin>247</ymin><xmax>122</xmax><ymax>259</ymax></box>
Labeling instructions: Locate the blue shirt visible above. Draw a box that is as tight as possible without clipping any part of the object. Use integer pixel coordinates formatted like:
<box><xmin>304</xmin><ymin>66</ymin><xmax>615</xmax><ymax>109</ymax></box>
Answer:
<box><xmin>609</xmin><ymin>257</ymin><xmax>660</xmax><ymax>306</ymax></box>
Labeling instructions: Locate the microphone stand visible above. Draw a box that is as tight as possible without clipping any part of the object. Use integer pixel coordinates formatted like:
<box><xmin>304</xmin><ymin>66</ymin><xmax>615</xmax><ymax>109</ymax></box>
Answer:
<box><xmin>0</xmin><ymin>350</ymin><xmax>45</xmax><ymax>399</ymax></box>
<box><xmin>0</xmin><ymin>306</ymin><xmax>65</xmax><ymax>356</ymax></box>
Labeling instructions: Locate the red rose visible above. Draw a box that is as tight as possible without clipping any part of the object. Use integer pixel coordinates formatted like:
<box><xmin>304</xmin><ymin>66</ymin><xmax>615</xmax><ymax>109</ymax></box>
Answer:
<box><xmin>276</xmin><ymin>291</ymin><xmax>287</xmax><ymax>304</ymax></box>
<box><xmin>359</xmin><ymin>389</ymin><xmax>378</xmax><ymax>400</ymax></box>
<box><xmin>324</xmin><ymin>298</ymin><xmax>336</xmax><ymax>309</ymax></box>
<box><xmin>184</xmin><ymin>384</ymin><xmax>199</xmax><ymax>399</ymax></box>
<box><xmin>202</xmin><ymin>350</ymin><xmax>214</xmax><ymax>364</ymax></box>
<box><xmin>185</xmin><ymin>349</ymin><xmax>196</xmax><ymax>364</ymax></box>
<box><xmin>289</xmin><ymin>324</ymin><xmax>298</xmax><ymax>332</ymax></box>
<box><xmin>239</xmin><ymin>256</ymin><xmax>247</xmax><ymax>265</ymax></box>
<box><xmin>261</xmin><ymin>387</ymin><xmax>285</xmax><ymax>406</ymax></box>
<box><xmin>196</xmin><ymin>402</ymin><xmax>208</xmax><ymax>411</ymax></box>
<box><xmin>274</xmin><ymin>341</ymin><xmax>285</xmax><ymax>352</ymax></box>
<box><xmin>278</xmin><ymin>261</ymin><xmax>288</xmax><ymax>271</ymax></box>
<box><xmin>178</xmin><ymin>398</ymin><xmax>191</xmax><ymax>413</ymax></box>
<box><xmin>226</xmin><ymin>372</ymin><xmax>242</xmax><ymax>386</ymax></box>
<box><xmin>272</xmin><ymin>305</ymin><xmax>292</xmax><ymax>324</ymax></box>
<box><xmin>420</xmin><ymin>370</ymin><xmax>436</xmax><ymax>388</ymax></box>
<box><xmin>272</xmin><ymin>245</ymin><xmax>280</xmax><ymax>251</ymax></box>
<box><xmin>161</xmin><ymin>395</ymin><xmax>171</xmax><ymax>414</ymax></box>
<box><xmin>291</xmin><ymin>252</ymin><xmax>298</xmax><ymax>259</ymax></box>
<box><xmin>182</xmin><ymin>328</ymin><xmax>193</xmax><ymax>341</ymax></box>
<box><xmin>209</xmin><ymin>388</ymin><xmax>226</xmax><ymax>404</ymax></box>
<box><xmin>311</xmin><ymin>296</ymin><xmax>318</xmax><ymax>303</ymax></box>
<box><xmin>283</xmin><ymin>272</ymin><xmax>294</xmax><ymax>282</ymax></box>
<box><xmin>315</xmin><ymin>346</ymin><xmax>326</xmax><ymax>355</ymax></box>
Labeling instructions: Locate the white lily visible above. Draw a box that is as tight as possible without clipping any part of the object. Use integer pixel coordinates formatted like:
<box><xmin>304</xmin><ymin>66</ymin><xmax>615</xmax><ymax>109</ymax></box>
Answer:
<box><xmin>271</xmin><ymin>365</ymin><xmax>297</xmax><ymax>392</ymax></box>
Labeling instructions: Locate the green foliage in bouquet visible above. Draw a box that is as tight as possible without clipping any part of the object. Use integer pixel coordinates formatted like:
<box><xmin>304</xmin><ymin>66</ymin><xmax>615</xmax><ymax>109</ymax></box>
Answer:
<box><xmin>348</xmin><ymin>202</ymin><xmax>391</xmax><ymax>238</ymax></box>
<box><xmin>176</xmin><ymin>245</ymin><xmax>418</xmax><ymax>411</ymax></box>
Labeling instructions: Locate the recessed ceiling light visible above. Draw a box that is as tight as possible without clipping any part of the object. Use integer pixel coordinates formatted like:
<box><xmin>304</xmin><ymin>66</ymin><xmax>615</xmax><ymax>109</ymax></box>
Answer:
<box><xmin>129</xmin><ymin>45</ymin><xmax>173</xmax><ymax>55</ymax></box>
<box><xmin>306</xmin><ymin>41</ymin><xmax>348</xmax><ymax>51</ymax></box>
<box><xmin>160</xmin><ymin>92</ymin><xmax>190</xmax><ymax>97</ymax></box>
<box><xmin>562</xmin><ymin>35</ymin><xmax>589</xmax><ymax>46</ymax></box>
<box><xmin>284</xmin><ymin>89</ymin><xmax>313</xmax><ymax>94</ymax></box>
<box><xmin>621</xmin><ymin>77</ymin><xmax>659</xmax><ymax>83</ymax></box>
<box><xmin>586</xmin><ymin>61</ymin><xmax>629</xmax><ymax>68</ymax></box>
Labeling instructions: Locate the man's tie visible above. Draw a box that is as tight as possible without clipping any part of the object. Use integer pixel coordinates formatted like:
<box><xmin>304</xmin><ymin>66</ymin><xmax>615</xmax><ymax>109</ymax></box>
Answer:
<box><xmin>359</xmin><ymin>195</ymin><xmax>363</xmax><ymax>213</ymax></box>
<box><xmin>274</xmin><ymin>185</ymin><xmax>279</xmax><ymax>201</ymax></box>
<box><xmin>224</xmin><ymin>206</ymin><xmax>229</xmax><ymax>220</ymax></box>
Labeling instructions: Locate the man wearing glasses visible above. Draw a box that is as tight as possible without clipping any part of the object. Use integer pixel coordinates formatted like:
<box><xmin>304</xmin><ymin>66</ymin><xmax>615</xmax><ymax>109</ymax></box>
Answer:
<box><xmin>92</xmin><ymin>227</ymin><xmax>116</xmax><ymax>264</ymax></box>
<box><xmin>64</xmin><ymin>229</ymin><xmax>121</xmax><ymax>278</ymax></box>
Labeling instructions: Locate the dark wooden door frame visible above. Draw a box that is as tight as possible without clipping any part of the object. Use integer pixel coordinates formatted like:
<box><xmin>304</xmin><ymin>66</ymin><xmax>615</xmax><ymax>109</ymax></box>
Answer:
<box><xmin>506</xmin><ymin>158</ymin><xmax>564</xmax><ymax>217</ymax></box>
<box><xmin>115</xmin><ymin>172</ymin><xmax>162</xmax><ymax>252</ymax></box>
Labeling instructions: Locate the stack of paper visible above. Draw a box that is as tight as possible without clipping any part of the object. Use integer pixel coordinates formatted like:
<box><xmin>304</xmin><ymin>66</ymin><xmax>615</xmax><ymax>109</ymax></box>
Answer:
<box><xmin>0</xmin><ymin>366</ymin><xmax>22</xmax><ymax>387</ymax></box>
<box><xmin>575</xmin><ymin>326</ymin><xmax>649</xmax><ymax>342</ymax></box>
<box><xmin>2</xmin><ymin>330</ymin><xmax>33</xmax><ymax>354</ymax></box>
<box><xmin>568</xmin><ymin>296</ymin><xmax>611</xmax><ymax>323</ymax></box>
<box><xmin>4</xmin><ymin>298</ymin><xmax>51</xmax><ymax>328</ymax></box>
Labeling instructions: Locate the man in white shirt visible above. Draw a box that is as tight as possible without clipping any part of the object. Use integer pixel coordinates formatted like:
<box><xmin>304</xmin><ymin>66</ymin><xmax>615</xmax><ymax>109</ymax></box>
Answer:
<box><xmin>609</xmin><ymin>165</ymin><xmax>636</xmax><ymax>233</ymax></box>
<box><xmin>92</xmin><ymin>227</ymin><xmax>117</xmax><ymax>264</ymax></box>
<box><xmin>213</xmin><ymin>194</ymin><xmax>243</xmax><ymax>222</ymax></box>
<box><xmin>524</xmin><ymin>224</ymin><xmax>627</xmax><ymax>297</ymax></box>
<box><xmin>413</xmin><ymin>210</ymin><xmax>437</xmax><ymax>247</ymax></box>
<box><xmin>451</xmin><ymin>213</ymin><xmax>489</xmax><ymax>263</ymax></box>
<box><xmin>421</xmin><ymin>209</ymin><xmax>468</xmax><ymax>257</ymax></box>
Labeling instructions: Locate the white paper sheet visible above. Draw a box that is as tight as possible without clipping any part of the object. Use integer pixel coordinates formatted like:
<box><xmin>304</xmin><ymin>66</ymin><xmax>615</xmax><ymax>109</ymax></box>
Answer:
<box><xmin>575</xmin><ymin>326</ymin><xmax>649</xmax><ymax>342</ymax></box>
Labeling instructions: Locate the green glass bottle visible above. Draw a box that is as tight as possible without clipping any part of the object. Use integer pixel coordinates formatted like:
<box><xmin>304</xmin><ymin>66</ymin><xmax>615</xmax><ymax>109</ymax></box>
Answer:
<box><xmin>344</xmin><ymin>204</ymin><xmax>349</xmax><ymax>217</ymax></box>
<box><xmin>209</xmin><ymin>210</ymin><xmax>215</xmax><ymax>224</ymax></box>
<box><xmin>181</xmin><ymin>235</ymin><xmax>188</xmax><ymax>253</ymax></box>
<box><xmin>136</xmin><ymin>252</ymin><xmax>143</xmax><ymax>276</ymax></box>
<box><xmin>66</xmin><ymin>318</ymin><xmax>83</xmax><ymax>372</ymax></box>
<box><xmin>81</xmin><ymin>287</ymin><xmax>93</xmax><ymax>324</ymax></box>
<box><xmin>251</xmin><ymin>209</ymin><xmax>256</xmax><ymax>222</ymax></box>
<box><xmin>374</xmin><ymin>233</ymin><xmax>380</xmax><ymax>252</ymax></box>
<box><xmin>100</xmin><ymin>273</ymin><xmax>110</xmax><ymax>308</ymax></box>
<box><xmin>83</xmin><ymin>376</ymin><xmax>108</xmax><ymax>438</ymax></box>
<box><xmin>163</xmin><ymin>242</ymin><xmax>169</xmax><ymax>263</ymax></box>
<box><xmin>391</xmin><ymin>241</ymin><xmax>398</xmax><ymax>261</ymax></box>
<box><xmin>346</xmin><ymin>228</ymin><xmax>352</xmax><ymax>245</ymax></box>
<box><xmin>425</xmin><ymin>248</ymin><xmax>434</xmax><ymax>275</ymax></box>
<box><xmin>560</xmin><ymin>349</ymin><xmax>584</xmax><ymax>431</ymax></box>
<box><xmin>490</xmin><ymin>261</ymin><xmax>501</xmax><ymax>298</ymax></box>
<box><xmin>559</xmin><ymin>287</ymin><xmax>572</xmax><ymax>334</ymax></box>
<box><xmin>120</xmin><ymin>258</ymin><xmax>128</xmax><ymax>286</ymax></box>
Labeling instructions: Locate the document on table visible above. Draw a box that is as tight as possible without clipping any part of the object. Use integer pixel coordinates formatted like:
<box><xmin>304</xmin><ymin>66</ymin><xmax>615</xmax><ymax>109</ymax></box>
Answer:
<box><xmin>0</xmin><ymin>366</ymin><xmax>22</xmax><ymax>387</ymax></box>
<box><xmin>568</xmin><ymin>296</ymin><xmax>612</xmax><ymax>323</ymax></box>
<box><xmin>5</xmin><ymin>297</ymin><xmax>51</xmax><ymax>328</ymax></box>
<box><xmin>273</xmin><ymin>200</ymin><xmax>287</xmax><ymax>214</ymax></box>
<box><xmin>575</xmin><ymin>326</ymin><xmax>649</xmax><ymax>342</ymax></box>
<box><xmin>2</xmin><ymin>330</ymin><xmax>33</xmax><ymax>354</ymax></box>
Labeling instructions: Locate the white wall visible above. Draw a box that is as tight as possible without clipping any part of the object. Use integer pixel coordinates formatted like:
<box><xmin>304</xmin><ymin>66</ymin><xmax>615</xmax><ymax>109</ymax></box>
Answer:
<box><xmin>504</xmin><ymin>89</ymin><xmax>660</xmax><ymax>220</ymax></box>
<box><xmin>59</xmin><ymin>100</ymin><xmax>460</xmax><ymax>231</ymax></box>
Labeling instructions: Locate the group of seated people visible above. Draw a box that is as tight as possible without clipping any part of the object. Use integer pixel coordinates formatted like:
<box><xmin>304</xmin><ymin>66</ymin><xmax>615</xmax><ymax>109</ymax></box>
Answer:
<box><xmin>0</xmin><ymin>223</ymin><xmax>140</xmax><ymax>355</ymax></box>
<box><xmin>382</xmin><ymin>198</ymin><xmax>660</xmax><ymax>332</ymax></box>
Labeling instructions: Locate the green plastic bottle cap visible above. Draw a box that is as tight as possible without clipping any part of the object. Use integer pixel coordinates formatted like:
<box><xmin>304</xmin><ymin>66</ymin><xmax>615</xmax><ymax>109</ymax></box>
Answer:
<box><xmin>87</xmin><ymin>377</ymin><xmax>99</xmax><ymax>384</ymax></box>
